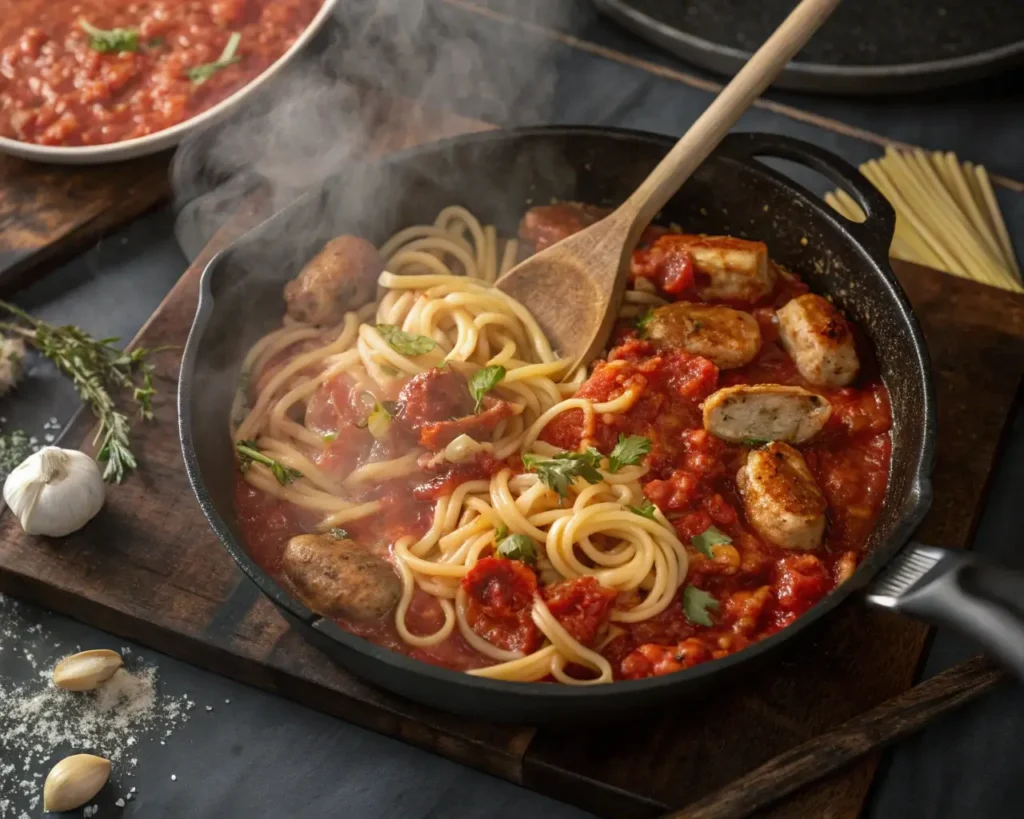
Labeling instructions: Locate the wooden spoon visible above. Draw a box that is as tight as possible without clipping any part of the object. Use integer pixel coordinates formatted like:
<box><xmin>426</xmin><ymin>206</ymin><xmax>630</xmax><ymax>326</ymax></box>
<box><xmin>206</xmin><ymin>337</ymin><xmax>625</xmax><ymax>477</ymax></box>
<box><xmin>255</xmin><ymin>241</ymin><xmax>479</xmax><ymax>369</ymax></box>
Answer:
<box><xmin>495</xmin><ymin>0</ymin><xmax>842</xmax><ymax>372</ymax></box>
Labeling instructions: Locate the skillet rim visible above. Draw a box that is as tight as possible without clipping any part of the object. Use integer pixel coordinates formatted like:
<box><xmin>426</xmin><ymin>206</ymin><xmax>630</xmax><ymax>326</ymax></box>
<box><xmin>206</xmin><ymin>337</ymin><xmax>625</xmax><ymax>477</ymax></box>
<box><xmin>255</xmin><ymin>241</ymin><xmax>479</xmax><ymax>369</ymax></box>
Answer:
<box><xmin>178</xmin><ymin>124</ymin><xmax>936</xmax><ymax>705</ymax></box>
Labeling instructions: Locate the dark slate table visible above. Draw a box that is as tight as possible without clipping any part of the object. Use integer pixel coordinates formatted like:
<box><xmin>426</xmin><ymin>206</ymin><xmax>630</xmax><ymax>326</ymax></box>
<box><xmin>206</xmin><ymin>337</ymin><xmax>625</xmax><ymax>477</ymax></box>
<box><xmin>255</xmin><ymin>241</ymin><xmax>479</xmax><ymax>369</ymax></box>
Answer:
<box><xmin>2</xmin><ymin>3</ymin><xmax>1023</xmax><ymax>817</ymax></box>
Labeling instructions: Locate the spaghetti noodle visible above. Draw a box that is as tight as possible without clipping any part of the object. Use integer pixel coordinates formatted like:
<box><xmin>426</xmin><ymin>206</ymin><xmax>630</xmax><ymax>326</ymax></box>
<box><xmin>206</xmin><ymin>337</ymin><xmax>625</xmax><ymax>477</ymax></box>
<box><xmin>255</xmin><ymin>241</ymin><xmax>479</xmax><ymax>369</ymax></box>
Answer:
<box><xmin>233</xmin><ymin>206</ymin><xmax>687</xmax><ymax>684</ymax></box>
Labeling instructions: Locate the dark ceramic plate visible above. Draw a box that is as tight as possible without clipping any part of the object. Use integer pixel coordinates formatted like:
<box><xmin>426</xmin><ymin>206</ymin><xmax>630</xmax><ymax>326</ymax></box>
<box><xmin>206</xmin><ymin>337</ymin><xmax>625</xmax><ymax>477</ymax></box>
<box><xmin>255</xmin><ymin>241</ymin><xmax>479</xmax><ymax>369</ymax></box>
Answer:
<box><xmin>595</xmin><ymin>0</ymin><xmax>1024</xmax><ymax>95</ymax></box>
<box><xmin>179</xmin><ymin>127</ymin><xmax>936</xmax><ymax>721</ymax></box>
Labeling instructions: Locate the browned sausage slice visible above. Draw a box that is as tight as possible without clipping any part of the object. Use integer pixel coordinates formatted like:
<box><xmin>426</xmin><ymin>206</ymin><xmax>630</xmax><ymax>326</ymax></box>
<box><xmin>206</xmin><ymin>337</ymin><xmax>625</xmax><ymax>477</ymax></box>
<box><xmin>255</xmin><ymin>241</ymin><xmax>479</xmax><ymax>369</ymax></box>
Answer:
<box><xmin>645</xmin><ymin>302</ymin><xmax>761</xmax><ymax>369</ymax></box>
<box><xmin>284</xmin><ymin>235</ymin><xmax>383</xmax><ymax>325</ymax></box>
<box><xmin>702</xmin><ymin>384</ymin><xmax>831</xmax><ymax>444</ymax></box>
<box><xmin>777</xmin><ymin>294</ymin><xmax>860</xmax><ymax>387</ymax></box>
<box><xmin>737</xmin><ymin>442</ymin><xmax>826</xmax><ymax>550</ymax></box>
<box><xmin>282</xmin><ymin>534</ymin><xmax>401</xmax><ymax>621</ymax></box>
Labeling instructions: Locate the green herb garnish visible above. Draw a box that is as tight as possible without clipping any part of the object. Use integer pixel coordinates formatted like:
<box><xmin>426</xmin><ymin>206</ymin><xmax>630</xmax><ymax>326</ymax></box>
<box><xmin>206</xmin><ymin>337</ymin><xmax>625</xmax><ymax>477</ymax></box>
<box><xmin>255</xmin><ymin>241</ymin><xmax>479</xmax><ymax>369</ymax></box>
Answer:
<box><xmin>741</xmin><ymin>437</ymin><xmax>772</xmax><ymax>448</ymax></box>
<box><xmin>607</xmin><ymin>434</ymin><xmax>651</xmax><ymax>472</ymax></box>
<box><xmin>321</xmin><ymin>431</ymin><xmax>338</xmax><ymax>443</ymax></box>
<box><xmin>328</xmin><ymin>528</ymin><xmax>349</xmax><ymax>540</ymax></box>
<box><xmin>628</xmin><ymin>498</ymin><xmax>658</xmax><ymax>520</ymax></box>
<box><xmin>522</xmin><ymin>448</ymin><xmax>603</xmax><ymax>498</ymax></box>
<box><xmin>186</xmin><ymin>32</ymin><xmax>242</xmax><ymax>84</ymax></box>
<box><xmin>0</xmin><ymin>301</ymin><xmax>169</xmax><ymax>482</ymax></box>
<box><xmin>497</xmin><ymin>534</ymin><xmax>538</xmax><ymax>566</ymax></box>
<box><xmin>235</xmin><ymin>440</ymin><xmax>302</xmax><ymax>486</ymax></box>
<box><xmin>691</xmin><ymin>525</ymin><xmax>732</xmax><ymax>558</ymax></box>
<box><xmin>80</xmin><ymin>19</ymin><xmax>139</xmax><ymax>53</ymax></box>
<box><xmin>494</xmin><ymin>523</ymin><xmax>509</xmax><ymax>542</ymax></box>
<box><xmin>374</xmin><ymin>324</ymin><xmax>437</xmax><ymax>356</ymax></box>
<box><xmin>682</xmin><ymin>585</ymin><xmax>719</xmax><ymax>627</ymax></box>
<box><xmin>636</xmin><ymin>307</ymin><xmax>655</xmax><ymax>337</ymax></box>
<box><xmin>468</xmin><ymin>365</ymin><xmax>506</xmax><ymax>413</ymax></box>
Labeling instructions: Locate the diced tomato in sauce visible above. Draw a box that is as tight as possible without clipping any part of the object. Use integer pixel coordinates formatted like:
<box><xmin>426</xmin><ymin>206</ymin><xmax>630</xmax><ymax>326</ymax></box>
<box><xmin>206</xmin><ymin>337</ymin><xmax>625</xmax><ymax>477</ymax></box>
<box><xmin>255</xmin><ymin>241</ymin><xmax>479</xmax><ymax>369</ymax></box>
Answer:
<box><xmin>541</xmin><ymin>576</ymin><xmax>618</xmax><ymax>647</ymax></box>
<box><xmin>461</xmin><ymin>558</ymin><xmax>540</xmax><ymax>653</ymax></box>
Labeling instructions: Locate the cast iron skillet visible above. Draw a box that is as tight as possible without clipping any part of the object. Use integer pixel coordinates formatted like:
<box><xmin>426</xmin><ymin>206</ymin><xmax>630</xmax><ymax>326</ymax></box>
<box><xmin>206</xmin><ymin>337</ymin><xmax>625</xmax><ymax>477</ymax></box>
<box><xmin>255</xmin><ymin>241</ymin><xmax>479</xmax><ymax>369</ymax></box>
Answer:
<box><xmin>179</xmin><ymin>127</ymin><xmax>1024</xmax><ymax>722</ymax></box>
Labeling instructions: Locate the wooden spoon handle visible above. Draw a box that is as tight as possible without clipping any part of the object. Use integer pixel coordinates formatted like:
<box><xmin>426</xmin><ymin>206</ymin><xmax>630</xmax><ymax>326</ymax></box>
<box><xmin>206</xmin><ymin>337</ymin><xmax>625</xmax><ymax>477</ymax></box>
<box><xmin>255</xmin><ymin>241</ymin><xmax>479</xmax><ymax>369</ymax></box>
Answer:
<box><xmin>622</xmin><ymin>0</ymin><xmax>842</xmax><ymax>235</ymax></box>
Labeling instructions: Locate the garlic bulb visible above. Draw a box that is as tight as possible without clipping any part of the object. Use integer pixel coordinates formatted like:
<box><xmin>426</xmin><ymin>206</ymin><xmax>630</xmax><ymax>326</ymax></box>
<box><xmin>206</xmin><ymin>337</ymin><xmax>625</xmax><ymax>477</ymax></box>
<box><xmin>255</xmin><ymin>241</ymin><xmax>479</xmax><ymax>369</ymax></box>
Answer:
<box><xmin>3</xmin><ymin>447</ymin><xmax>105</xmax><ymax>537</ymax></box>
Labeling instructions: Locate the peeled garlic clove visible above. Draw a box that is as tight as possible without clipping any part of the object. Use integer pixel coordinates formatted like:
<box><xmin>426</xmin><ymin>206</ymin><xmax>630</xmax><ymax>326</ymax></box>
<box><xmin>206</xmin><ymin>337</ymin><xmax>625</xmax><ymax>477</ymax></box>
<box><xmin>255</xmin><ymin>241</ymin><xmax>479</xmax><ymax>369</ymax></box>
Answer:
<box><xmin>44</xmin><ymin>753</ymin><xmax>111</xmax><ymax>812</ymax></box>
<box><xmin>53</xmin><ymin>649</ymin><xmax>123</xmax><ymax>691</ymax></box>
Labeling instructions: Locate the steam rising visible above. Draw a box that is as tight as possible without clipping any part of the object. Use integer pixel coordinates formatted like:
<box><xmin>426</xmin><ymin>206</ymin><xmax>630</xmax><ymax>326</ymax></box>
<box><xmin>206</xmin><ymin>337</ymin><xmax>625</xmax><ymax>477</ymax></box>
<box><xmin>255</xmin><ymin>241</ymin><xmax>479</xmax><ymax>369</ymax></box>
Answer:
<box><xmin>172</xmin><ymin>0</ymin><xmax>565</xmax><ymax>259</ymax></box>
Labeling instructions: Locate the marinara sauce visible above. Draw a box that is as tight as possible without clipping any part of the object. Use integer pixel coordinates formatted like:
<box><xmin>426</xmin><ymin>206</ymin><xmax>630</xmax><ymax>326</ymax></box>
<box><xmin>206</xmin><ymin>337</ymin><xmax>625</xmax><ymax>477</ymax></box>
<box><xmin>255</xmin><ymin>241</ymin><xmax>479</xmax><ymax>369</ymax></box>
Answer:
<box><xmin>0</xmin><ymin>0</ymin><xmax>323</xmax><ymax>146</ymax></box>
<box><xmin>234</xmin><ymin>205</ymin><xmax>892</xmax><ymax>682</ymax></box>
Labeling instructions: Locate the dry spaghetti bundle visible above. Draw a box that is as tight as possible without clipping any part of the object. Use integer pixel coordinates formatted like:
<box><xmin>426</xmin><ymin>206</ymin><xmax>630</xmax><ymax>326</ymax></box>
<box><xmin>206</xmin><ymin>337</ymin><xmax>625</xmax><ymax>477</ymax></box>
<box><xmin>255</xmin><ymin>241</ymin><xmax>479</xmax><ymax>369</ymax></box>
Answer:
<box><xmin>827</xmin><ymin>147</ymin><xmax>1021</xmax><ymax>293</ymax></box>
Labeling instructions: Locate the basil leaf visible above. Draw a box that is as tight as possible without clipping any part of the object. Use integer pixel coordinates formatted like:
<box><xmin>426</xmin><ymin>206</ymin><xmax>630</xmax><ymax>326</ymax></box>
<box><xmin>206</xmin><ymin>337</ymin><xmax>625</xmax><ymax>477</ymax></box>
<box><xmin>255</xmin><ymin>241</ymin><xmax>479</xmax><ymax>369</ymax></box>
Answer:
<box><xmin>608</xmin><ymin>434</ymin><xmax>652</xmax><ymax>472</ymax></box>
<box><xmin>497</xmin><ymin>534</ymin><xmax>538</xmax><ymax>566</ymax></box>
<box><xmin>628</xmin><ymin>498</ymin><xmax>658</xmax><ymax>520</ymax></box>
<box><xmin>682</xmin><ymin>585</ymin><xmax>719</xmax><ymax>627</ymax></box>
<box><xmin>741</xmin><ymin>437</ymin><xmax>772</xmax><ymax>448</ymax></box>
<box><xmin>469</xmin><ymin>365</ymin><xmax>506</xmax><ymax>412</ymax></box>
<box><xmin>691</xmin><ymin>525</ymin><xmax>732</xmax><ymax>558</ymax></box>
<box><xmin>494</xmin><ymin>523</ymin><xmax>509</xmax><ymax>542</ymax></box>
<box><xmin>375</xmin><ymin>324</ymin><xmax>437</xmax><ymax>356</ymax></box>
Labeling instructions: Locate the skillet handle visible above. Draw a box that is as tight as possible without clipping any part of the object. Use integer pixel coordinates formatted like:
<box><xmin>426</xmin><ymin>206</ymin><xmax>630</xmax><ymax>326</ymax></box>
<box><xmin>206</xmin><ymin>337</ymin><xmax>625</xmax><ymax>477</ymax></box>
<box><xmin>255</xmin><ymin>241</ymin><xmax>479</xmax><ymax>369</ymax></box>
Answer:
<box><xmin>866</xmin><ymin>543</ymin><xmax>1024</xmax><ymax>680</ymax></box>
<box><xmin>716</xmin><ymin>131</ymin><xmax>895</xmax><ymax>259</ymax></box>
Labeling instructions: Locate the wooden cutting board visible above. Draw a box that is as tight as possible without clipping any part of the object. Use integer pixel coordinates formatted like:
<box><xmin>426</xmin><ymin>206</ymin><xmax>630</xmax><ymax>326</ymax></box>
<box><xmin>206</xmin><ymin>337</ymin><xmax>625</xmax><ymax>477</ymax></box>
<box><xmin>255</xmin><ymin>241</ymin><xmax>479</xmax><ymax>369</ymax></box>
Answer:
<box><xmin>1</xmin><ymin>107</ymin><xmax>1023</xmax><ymax>819</ymax></box>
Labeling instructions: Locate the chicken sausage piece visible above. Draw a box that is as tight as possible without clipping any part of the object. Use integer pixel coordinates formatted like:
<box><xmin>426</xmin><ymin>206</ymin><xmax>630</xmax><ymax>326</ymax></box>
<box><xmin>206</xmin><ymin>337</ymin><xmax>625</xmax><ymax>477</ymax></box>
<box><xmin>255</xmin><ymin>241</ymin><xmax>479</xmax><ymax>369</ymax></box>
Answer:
<box><xmin>702</xmin><ymin>384</ymin><xmax>832</xmax><ymax>444</ymax></box>
<box><xmin>637</xmin><ymin>234</ymin><xmax>773</xmax><ymax>303</ymax></box>
<box><xmin>737</xmin><ymin>442</ymin><xmax>826</xmax><ymax>550</ymax></box>
<box><xmin>282</xmin><ymin>534</ymin><xmax>401</xmax><ymax>621</ymax></box>
<box><xmin>777</xmin><ymin>294</ymin><xmax>860</xmax><ymax>387</ymax></box>
<box><xmin>284</xmin><ymin>235</ymin><xmax>383</xmax><ymax>325</ymax></box>
<box><xmin>645</xmin><ymin>302</ymin><xmax>762</xmax><ymax>369</ymax></box>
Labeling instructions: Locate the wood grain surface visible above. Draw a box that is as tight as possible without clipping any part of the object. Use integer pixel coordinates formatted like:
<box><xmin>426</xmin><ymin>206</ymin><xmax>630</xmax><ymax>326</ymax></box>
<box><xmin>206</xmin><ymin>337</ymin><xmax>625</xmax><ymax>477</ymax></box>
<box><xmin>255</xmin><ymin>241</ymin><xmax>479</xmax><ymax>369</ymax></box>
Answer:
<box><xmin>1</xmin><ymin>106</ymin><xmax>1023</xmax><ymax>819</ymax></box>
<box><xmin>0</xmin><ymin>151</ymin><xmax>173</xmax><ymax>295</ymax></box>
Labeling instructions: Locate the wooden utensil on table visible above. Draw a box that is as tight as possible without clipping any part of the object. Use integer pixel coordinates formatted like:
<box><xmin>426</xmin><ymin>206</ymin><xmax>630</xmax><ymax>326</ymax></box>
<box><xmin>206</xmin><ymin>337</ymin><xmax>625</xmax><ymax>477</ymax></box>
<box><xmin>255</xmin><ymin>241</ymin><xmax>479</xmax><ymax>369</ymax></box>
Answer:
<box><xmin>495</xmin><ymin>0</ymin><xmax>842</xmax><ymax>371</ymax></box>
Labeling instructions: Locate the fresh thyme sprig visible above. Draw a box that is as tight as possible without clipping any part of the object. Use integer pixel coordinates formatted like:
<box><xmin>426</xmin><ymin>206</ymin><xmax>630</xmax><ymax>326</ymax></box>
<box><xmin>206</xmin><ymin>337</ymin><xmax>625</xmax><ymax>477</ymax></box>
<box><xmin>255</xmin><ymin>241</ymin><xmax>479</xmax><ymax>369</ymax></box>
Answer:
<box><xmin>0</xmin><ymin>301</ymin><xmax>169</xmax><ymax>483</ymax></box>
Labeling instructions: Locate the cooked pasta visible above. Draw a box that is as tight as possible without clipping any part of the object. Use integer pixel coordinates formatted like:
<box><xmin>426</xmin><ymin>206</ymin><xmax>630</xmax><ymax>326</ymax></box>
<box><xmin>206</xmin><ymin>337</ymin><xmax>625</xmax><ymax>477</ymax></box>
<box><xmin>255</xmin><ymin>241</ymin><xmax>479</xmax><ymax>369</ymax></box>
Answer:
<box><xmin>233</xmin><ymin>206</ymin><xmax>687</xmax><ymax>683</ymax></box>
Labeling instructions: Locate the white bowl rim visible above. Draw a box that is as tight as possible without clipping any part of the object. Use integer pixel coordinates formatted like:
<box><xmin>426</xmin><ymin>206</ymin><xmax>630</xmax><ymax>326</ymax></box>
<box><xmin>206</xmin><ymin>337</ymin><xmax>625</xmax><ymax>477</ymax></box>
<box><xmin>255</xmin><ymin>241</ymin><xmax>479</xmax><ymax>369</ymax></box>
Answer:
<box><xmin>0</xmin><ymin>0</ymin><xmax>338</xmax><ymax>163</ymax></box>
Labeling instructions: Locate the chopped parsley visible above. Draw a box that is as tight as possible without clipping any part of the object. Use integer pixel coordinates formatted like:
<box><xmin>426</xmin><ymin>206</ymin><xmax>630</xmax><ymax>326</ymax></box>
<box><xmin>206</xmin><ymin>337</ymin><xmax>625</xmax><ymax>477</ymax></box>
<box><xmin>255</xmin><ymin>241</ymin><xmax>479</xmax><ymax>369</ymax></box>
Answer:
<box><xmin>80</xmin><ymin>19</ymin><xmax>139</xmax><ymax>53</ymax></box>
<box><xmin>607</xmin><ymin>434</ymin><xmax>651</xmax><ymax>472</ymax></box>
<box><xmin>468</xmin><ymin>365</ymin><xmax>506</xmax><ymax>413</ymax></box>
<box><xmin>235</xmin><ymin>440</ymin><xmax>302</xmax><ymax>486</ymax></box>
<box><xmin>328</xmin><ymin>528</ymin><xmax>349</xmax><ymax>540</ymax></box>
<box><xmin>497</xmin><ymin>533</ymin><xmax>538</xmax><ymax>566</ymax></box>
<box><xmin>522</xmin><ymin>448</ymin><xmax>603</xmax><ymax>498</ymax></box>
<box><xmin>682</xmin><ymin>585</ymin><xmax>719</xmax><ymax>627</ymax></box>
<box><xmin>186</xmin><ymin>32</ymin><xmax>242</xmax><ymax>84</ymax></box>
<box><xmin>636</xmin><ymin>307</ymin><xmax>655</xmax><ymax>337</ymax></box>
<box><xmin>628</xmin><ymin>498</ymin><xmax>658</xmax><ymax>520</ymax></box>
<box><xmin>691</xmin><ymin>525</ymin><xmax>732</xmax><ymax>558</ymax></box>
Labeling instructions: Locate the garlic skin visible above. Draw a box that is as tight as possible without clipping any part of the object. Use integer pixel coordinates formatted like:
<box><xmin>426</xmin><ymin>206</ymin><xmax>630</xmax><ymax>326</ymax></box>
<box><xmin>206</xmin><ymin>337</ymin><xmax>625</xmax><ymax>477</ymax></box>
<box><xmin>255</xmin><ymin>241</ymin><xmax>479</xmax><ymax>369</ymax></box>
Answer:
<box><xmin>3</xmin><ymin>447</ymin><xmax>105</xmax><ymax>537</ymax></box>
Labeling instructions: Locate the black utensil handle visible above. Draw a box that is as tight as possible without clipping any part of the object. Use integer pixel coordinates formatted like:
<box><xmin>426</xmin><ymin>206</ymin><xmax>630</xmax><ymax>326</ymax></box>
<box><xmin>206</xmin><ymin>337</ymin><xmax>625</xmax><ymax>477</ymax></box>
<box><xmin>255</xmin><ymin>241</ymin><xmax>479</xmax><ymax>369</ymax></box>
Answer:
<box><xmin>717</xmin><ymin>131</ymin><xmax>895</xmax><ymax>258</ymax></box>
<box><xmin>869</xmin><ymin>544</ymin><xmax>1024</xmax><ymax>679</ymax></box>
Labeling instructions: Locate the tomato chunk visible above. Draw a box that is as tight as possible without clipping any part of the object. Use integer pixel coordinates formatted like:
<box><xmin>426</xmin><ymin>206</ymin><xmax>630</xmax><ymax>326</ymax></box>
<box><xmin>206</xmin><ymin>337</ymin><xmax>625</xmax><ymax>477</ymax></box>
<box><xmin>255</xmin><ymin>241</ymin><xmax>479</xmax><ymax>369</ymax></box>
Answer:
<box><xmin>541</xmin><ymin>576</ymin><xmax>618</xmax><ymax>647</ymax></box>
<box><xmin>774</xmin><ymin>554</ymin><xmax>830</xmax><ymax>615</ymax></box>
<box><xmin>461</xmin><ymin>558</ymin><xmax>540</xmax><ymax>653</ymax></box>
